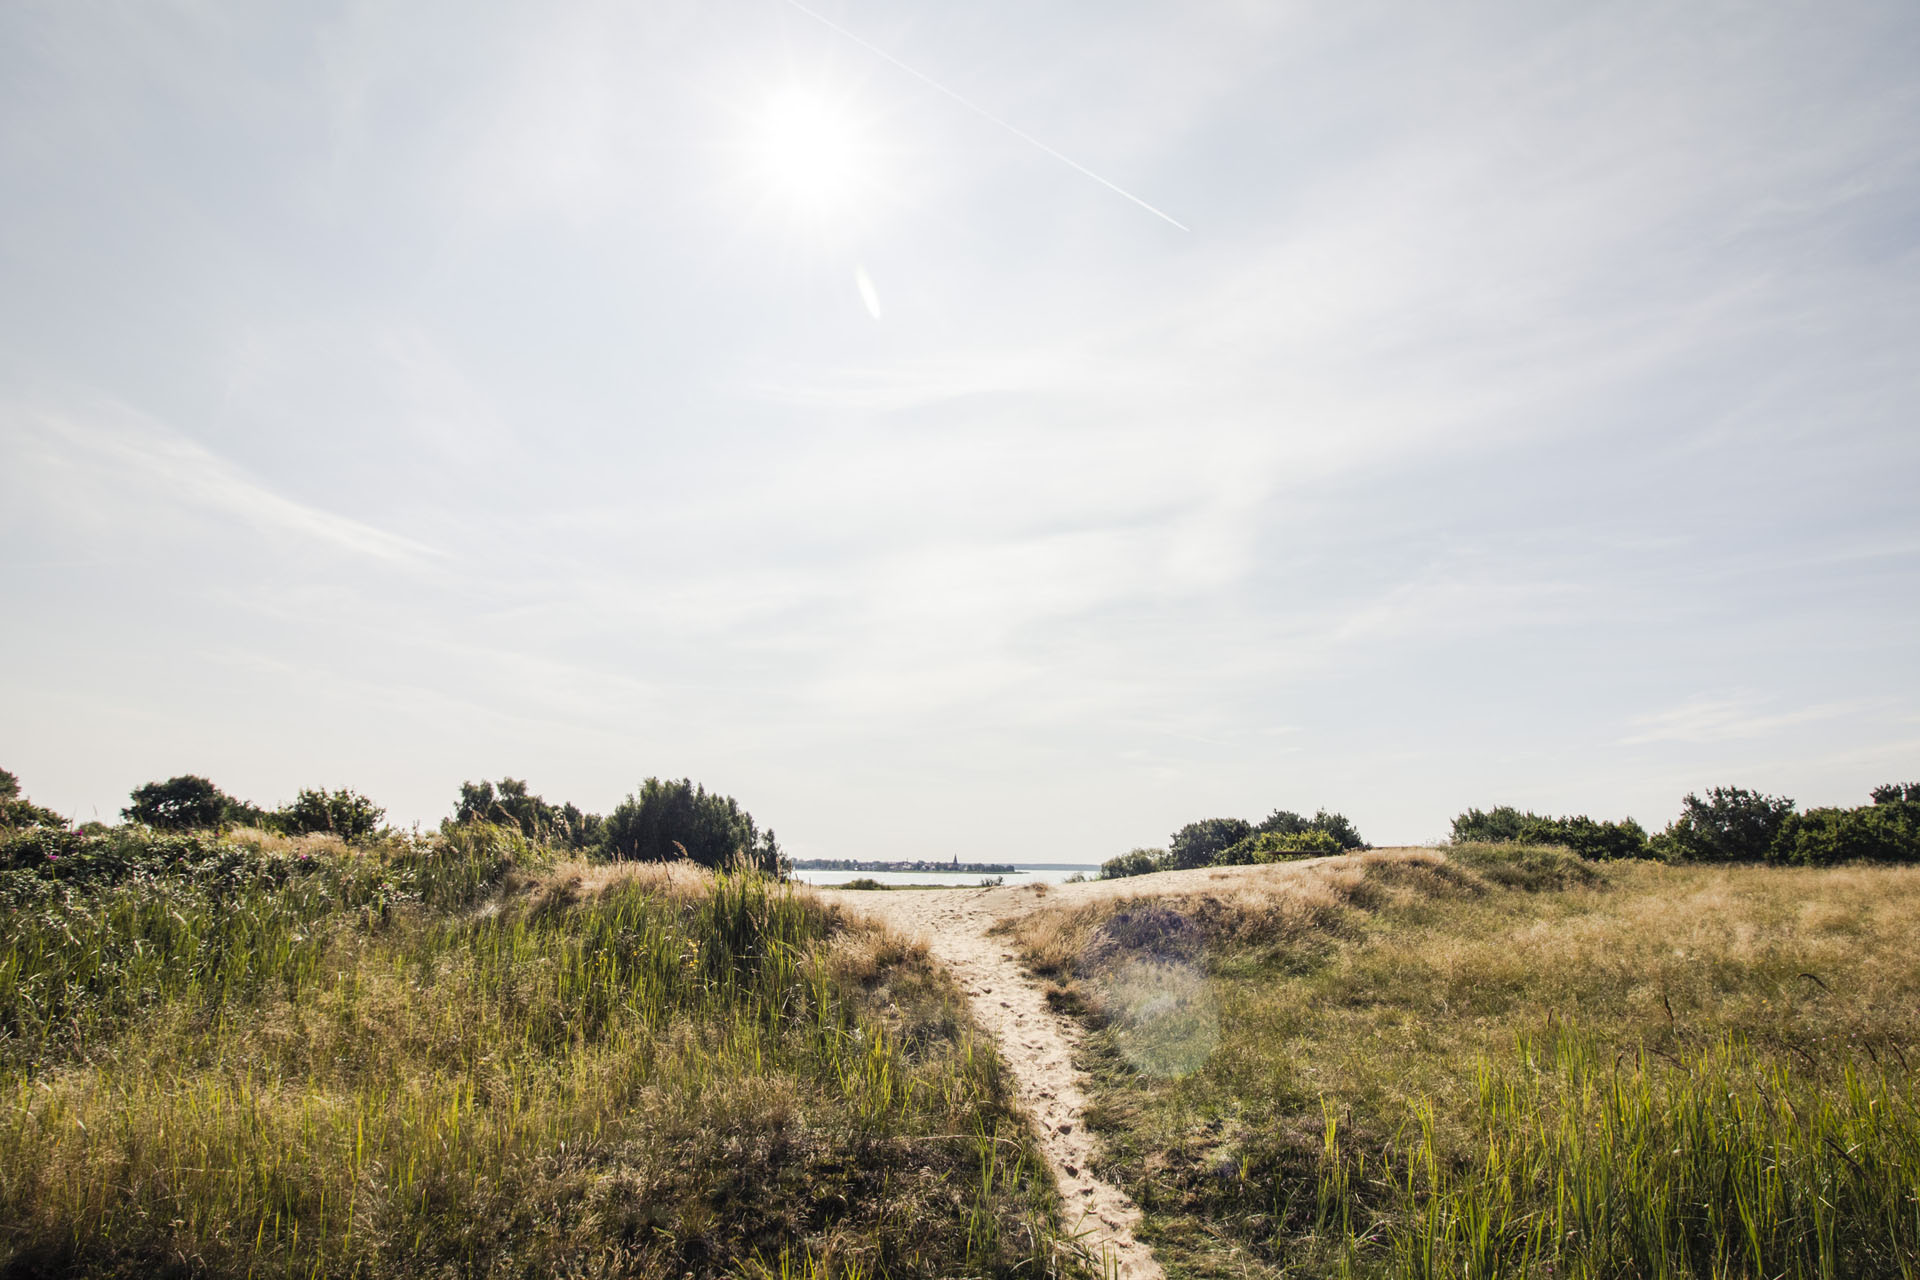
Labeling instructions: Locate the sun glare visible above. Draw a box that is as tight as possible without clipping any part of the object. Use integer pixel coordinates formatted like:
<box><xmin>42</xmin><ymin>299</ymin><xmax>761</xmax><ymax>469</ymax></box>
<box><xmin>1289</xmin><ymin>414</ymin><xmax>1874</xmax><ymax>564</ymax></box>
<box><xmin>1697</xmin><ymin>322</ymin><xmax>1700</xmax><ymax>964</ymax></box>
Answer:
<box><xmin>745</xmin><ymin>85</ymin><xmax>875</xmax><ymax>219</ymax></box>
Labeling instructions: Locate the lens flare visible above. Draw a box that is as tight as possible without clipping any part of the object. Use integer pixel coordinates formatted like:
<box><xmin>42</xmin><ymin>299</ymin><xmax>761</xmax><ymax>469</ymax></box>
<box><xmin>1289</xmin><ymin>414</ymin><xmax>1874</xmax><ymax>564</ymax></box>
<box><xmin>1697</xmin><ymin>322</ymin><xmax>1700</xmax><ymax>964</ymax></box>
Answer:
<box><xmin>1098</xmin><ymin>957</ymin><xmax>1220</xmax><ymax>1079</ymax></box>
<box><xmin>855</xmin><ymin>264</ymin><xmax>882</xmax><ymax>320</ymax></box>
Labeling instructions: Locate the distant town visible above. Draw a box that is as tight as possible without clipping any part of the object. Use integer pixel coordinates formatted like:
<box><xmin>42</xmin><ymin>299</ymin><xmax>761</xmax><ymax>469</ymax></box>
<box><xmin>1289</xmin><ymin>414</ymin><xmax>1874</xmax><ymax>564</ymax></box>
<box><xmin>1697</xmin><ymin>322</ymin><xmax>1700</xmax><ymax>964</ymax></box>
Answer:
<box><xmin>793</xmin><ymin>857</ymin><xmax>1018</xmax><ymax>874</ymax></box>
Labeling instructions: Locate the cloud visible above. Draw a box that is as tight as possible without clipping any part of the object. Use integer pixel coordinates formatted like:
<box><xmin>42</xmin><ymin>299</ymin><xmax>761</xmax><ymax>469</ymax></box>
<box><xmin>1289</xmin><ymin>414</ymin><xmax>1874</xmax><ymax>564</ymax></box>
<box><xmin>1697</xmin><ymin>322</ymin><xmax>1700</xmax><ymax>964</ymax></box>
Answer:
<box><xmin>5</xmin><ymin>400</ymin><xmax>442</xmax><ymax>566</ymax></box>
<box><xmin>1619</xmin><ymin>692</ymin><xmax>1862</xmax><ymax>746</ymax></box>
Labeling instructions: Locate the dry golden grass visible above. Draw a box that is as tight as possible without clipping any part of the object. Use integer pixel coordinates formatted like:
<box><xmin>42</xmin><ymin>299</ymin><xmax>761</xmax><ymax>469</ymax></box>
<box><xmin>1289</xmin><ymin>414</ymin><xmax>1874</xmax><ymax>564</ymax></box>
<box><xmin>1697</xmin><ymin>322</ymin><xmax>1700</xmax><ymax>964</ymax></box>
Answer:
<box><xmin>1003</xmin><ymin>848</ymin><xmax>1920</xmax><ymax>1279</ymax></box>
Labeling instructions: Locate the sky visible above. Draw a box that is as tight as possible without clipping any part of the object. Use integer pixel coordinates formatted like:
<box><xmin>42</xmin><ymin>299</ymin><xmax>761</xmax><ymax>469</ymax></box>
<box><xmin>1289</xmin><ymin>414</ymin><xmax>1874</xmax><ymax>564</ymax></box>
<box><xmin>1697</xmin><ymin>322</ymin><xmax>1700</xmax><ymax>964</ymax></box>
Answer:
<box><xmin>3</xmin><ymin>0</ymin><xmax>1918</xmax><ymax>857</ymax></box>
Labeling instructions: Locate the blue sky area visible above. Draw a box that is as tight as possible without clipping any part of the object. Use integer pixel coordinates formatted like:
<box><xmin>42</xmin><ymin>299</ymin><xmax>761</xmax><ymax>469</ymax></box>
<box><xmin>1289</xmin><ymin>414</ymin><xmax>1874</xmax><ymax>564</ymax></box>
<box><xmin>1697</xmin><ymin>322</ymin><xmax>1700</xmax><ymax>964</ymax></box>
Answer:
<box><xmin>3</xmin><ymin>1</ymin><xmax>1917</xmax><ymax>857</ymax></box>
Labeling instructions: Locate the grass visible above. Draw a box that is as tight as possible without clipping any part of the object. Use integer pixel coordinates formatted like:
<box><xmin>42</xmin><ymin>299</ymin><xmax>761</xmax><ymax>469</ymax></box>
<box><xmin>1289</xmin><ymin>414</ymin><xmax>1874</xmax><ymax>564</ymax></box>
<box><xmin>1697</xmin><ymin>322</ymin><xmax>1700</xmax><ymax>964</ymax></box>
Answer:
<box><xmin>1001</xmin><ymin>846</ymin><xmax>1920</xmax><ymax>1279</ymax></box>
<box><xmin>0</xmin><ymin>825</ymin><xmax>1078</xmax><ymax>1279</ymax></box>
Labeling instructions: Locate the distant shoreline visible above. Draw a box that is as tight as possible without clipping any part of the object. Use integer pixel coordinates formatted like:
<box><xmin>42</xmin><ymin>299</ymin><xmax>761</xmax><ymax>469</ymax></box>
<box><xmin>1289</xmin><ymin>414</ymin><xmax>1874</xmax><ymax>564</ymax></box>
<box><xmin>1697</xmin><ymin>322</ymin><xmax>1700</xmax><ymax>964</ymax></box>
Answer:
<box><xmin>793</xmin><ymin>858</ymin><xmax>1019</xmax><ymax>874</ymax></box>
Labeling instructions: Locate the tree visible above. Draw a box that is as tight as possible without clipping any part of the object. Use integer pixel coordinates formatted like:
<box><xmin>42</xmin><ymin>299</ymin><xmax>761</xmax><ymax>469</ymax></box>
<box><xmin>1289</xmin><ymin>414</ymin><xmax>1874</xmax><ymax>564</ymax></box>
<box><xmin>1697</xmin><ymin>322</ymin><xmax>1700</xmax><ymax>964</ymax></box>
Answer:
<box><xmin>1258</xmin><ymin>807</ymin><xmax>1367</xmax><ymax>850</ymax></box>
<box><xmin>1871</xmin><ymin>782</ymin><xmax>1920</xmax><ymax>805</ymax></box>
<box><xmin>1655</xmin><ymin>787</ymin><xmax>1795</xmax><ymax>863</ymax></box>
<box><xmin>278</xmin><ymin>788</ymin><xmax>385</xmax><ymax>839</ymax></box>
<box><xmin>450</xmin><ymin>778</ymin><xmax>601</xmax><ymax>849</ymax></box>
<box><xmin>0</xmin><ymin>768</ymin><xmax>66</xmax><ymax>830</ymax></box>
<box><xmin>123</xmin><ymin>775</ymin><xmax>239</xmax><ymax>831</ymax></box>
<box><xmin>1166</xmin><ymin>818</ymin><xmax>1253</xmax><ymax>870</ymax></box>
<box><xmin>1306</xmin><ymin>809</ymin><xmax>1367</xmax><ymax>850</ymax></box>
<box><xmin>599</xmin><ymin>778</ymin><xmax>783</xmax><ymax>872</ymax></box>
<box><xmin>1099</xmin><ymin>848</ymin><xmax>1166</xmax><ymax>880</ymax></box>
<box><xmin>1258</xmin><ymin>809</ymin><xmax>1308</xmax><ymax>836</ymax></box>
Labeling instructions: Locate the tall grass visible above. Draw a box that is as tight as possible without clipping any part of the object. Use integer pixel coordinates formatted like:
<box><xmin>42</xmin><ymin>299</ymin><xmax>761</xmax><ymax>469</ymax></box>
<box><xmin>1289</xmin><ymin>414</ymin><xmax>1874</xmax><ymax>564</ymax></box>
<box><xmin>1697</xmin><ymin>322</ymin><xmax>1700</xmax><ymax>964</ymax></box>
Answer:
<box><xmin>1008</xmin><ymin>848</ymin><xmax>1920</xmax><ymax>1280</ymax></box>
<box><xmin>1336</xmin><ymin>1030</ymin><xmax>1920</xmax><ymax>1279</ymax></box>
<box><xmin>0</xmin><ymin>824</ymin><xmax>539</xmax><ymax>1067</ymax></box>
<box><xmin>0</xmin><ymin>827</ymin><xmax>1069</xmax><ymax>1278</ymax></box>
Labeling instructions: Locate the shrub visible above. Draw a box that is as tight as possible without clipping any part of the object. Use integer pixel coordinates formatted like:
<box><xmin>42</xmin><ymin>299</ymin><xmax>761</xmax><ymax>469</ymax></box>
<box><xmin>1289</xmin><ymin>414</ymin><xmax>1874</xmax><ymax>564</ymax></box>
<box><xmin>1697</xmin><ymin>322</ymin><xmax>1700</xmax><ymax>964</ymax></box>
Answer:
<box><xmin>599</xmin><ymin>777</ymin><xmax>784</xmax><ymax>873</ymax></box>
<box><xmin>1772</xmin><ymin>801</ymin><xmax>1920</xmax><ymax>867</ymax></box>
<box><xmin>276</xmin><ymin>787</ymin><xmax>385</xmax><ymax>840</ymax></box>
<box><xmin>1259</xmin><ymin>808</ymin><xmax>1369</xmax><ymax>850</ymax></box>
<box><xmin>1655</xmin><ymin>786</ymin><xmax>1795</xmax><ymax>863</ymax></box>
<box><xmin>449</xmin><ymin>778</ymin><xmax>602</xmax><ymax>849</ymax></box>
<box><xmin>1215</xmin><ymin>828</ymin><xmax>1342</xmax><ymax>864</ymax></box>
<box><xmin>1450</xmin><ymin>806</ymin><xmax>1535</xmax><ymax>844</ymax></box>
<box><xmin>1451</xmin><ymin>807</ymin><xmax>1650</xmax><ymax>859</ymax></box>
<box><xmin>1166</xmin><ymin>818</ymin><xmax>1253</xmax><ymax>869</ymax></box>
<box><xmin>122</xmin><ymin>775</ymin><xmax>248</xmax><ymax>831</ymax></box>
<box><xmin>1100</xmin><ymin>848</ymin><xmax>1166</xmax><ymax>880</ymax></box>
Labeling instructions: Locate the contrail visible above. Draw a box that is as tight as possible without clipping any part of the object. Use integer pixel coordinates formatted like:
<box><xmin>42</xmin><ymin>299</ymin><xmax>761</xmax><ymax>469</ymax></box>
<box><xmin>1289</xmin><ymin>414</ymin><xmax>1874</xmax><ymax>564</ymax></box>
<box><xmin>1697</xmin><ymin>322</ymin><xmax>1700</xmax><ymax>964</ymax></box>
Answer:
<box><xmin>778</xmin><ymin>0</ymin><xmax>1190</xmax><ymax>232</ymax></box>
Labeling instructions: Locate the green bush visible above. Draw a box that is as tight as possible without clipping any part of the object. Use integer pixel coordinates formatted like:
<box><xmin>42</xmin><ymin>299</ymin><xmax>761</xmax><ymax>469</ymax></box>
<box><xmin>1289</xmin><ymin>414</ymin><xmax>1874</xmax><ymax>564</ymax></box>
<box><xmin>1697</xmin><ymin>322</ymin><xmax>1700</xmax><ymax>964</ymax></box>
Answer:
<box><xmin>122</xmin><ymin>774</ymin><xmax>255</xmax><ymax>831</ymax></box>
<box><xmin>1100</xmin><ymin>848</ymin><xmax>1166</xmax><ymax>880</ymax></box>
<box><xmin>275</xmin><ymin>787</ymin><xmax>385</xmax><ymax>840</ymax></box>
<box><xmin>599</xmin><ymin>777</ymin><xmax>784</xmax><ymax>873</ymax></box>
<box><xmin>1450</xmin><ymin>806</ymin><xmax>1534</xmax><ymax>844</ymax></box>
<box><xmin>1215</xmin><ymin>828</ymin><xmax>1342</xmax><ymax>864</ymax></box>
<box><xmin>1166</xmin><ymin>818</ymin><xmax>1253</xmax><ymax>869</ymax></box>
<box><xmin>1654</xmin><ymin>786</ymin><xmax>1795</xmax><ymax>863</ymax></box>
<box><xmin>449</xmin><ymin>777</ymin><xmax>601</xmax><ymax>849</ymax></box>
<box><xmin>1772</xmin><ymin>801</ymin><xmax>1920</xmax><ymax>867</ymax></box>
<box><xmin>1451</xmin><ymin>806</ymin><xmax>1651</xmax><ymax>859</ymax></box>
<box><xmin>1121</xmin><ymin>807</ymin><xmax>1368</xmax><ymax>877</ymax></box>
<box><xmin>1258</xmin><ymin>808</ymin><xmax>1368</xmax><ymax>850</ymax></box>
<box><xmin>1</xmin><ymin>826</ymin><xmax>314</xmax><ymax>897</ymax></box>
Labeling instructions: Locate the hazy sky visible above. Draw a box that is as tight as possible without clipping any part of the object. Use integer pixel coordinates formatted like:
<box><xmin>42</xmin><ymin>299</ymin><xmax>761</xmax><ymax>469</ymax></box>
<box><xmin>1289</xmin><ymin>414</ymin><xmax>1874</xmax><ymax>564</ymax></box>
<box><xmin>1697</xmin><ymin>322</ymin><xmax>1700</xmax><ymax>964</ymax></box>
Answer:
<box><xmin>4</xmin><ymin>0</ymin><xmax>1917</xmax><ymax>856</ymax></box>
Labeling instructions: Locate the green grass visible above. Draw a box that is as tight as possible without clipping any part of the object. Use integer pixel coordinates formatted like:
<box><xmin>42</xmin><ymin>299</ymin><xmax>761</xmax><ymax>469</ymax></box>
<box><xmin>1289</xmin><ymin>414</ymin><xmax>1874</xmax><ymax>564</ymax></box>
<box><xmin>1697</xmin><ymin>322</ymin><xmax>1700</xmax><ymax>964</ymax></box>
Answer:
<box><xmin>1004</xmin><ymin>847</ymin><xmax>1920</xmax><ymax>1279</ymax></box>
<box><xmin>0</xmin><ymin>826</ymin><xmax>1076</xmax><ymax>1279</ymax></box>
<box><xmin>1347</xmin><ymin>1030</ymin><xmax>1920</xmax><ymax>1279</ymax></box>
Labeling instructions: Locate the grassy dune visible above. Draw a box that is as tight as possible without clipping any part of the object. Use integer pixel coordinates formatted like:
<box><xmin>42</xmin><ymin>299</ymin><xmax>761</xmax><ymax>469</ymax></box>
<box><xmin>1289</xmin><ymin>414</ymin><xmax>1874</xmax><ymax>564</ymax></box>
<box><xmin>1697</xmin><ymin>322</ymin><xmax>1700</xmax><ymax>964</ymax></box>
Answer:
<box><xmin>0</xmin><ymin>826</ymin><xmax>1071</xmax><ymax>1279</ymax></box>
<box><xmin>1003</xmin><ymin>847</ymin><xmax>1920</xmax><ymax>1279</ymax></box>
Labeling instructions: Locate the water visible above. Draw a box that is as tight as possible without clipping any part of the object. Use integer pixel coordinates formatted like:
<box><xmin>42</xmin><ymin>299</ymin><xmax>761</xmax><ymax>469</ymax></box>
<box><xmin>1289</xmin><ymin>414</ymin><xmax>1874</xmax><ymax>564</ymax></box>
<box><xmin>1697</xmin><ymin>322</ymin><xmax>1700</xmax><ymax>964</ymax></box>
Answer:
<box><xmin>791</xmin><ymin>863</ymin><xmax>1102</xmax><ymax>888</ymax></box>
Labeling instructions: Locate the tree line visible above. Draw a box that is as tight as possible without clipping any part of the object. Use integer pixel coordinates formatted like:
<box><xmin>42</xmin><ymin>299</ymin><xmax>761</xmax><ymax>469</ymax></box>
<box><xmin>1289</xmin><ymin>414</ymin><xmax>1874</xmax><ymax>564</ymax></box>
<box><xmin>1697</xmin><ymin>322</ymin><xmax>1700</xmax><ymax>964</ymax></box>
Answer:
<box><xmin>1452</xmin><ymin>783</ymin><xmax>1920</xmax><ymax>866</ymax></box>
<box><xmin>0</xmin><ymin>769</ymin><xmax>785</xmax><ymax>874</ymax></box>
<box><xmin>1100</xmin><ymin>780</ymin><xmax>1920</xmax><ymax>878</ymax></box>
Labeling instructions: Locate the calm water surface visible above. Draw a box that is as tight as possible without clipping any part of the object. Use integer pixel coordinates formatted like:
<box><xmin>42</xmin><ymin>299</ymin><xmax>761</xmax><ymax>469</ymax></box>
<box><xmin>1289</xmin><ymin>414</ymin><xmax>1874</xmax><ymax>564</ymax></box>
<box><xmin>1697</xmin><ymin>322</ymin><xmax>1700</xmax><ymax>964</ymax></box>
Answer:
<box><xmin>791</xmin><ymin>864</ymin><xmax>1102</xmax><ymax>888</ymax></box>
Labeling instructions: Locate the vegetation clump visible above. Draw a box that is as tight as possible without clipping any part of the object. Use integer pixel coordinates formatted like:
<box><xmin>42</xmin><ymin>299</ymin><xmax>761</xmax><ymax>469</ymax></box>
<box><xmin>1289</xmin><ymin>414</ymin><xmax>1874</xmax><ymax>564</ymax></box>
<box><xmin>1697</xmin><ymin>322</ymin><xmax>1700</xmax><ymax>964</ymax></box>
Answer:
<box><xmin>1454</xmin><ymin>783</ymin><xmax>1920</xmax><ymax>867</ymax></box>
<box><xmin>1103</xmin><ymin>808</ymin><xmax>1367</xmax><ymax>879</ymax></box>
<box><xmin>1449</xmin><ymin>806</ymin><xmax>1652</xmax><ymax>858</ymax></box>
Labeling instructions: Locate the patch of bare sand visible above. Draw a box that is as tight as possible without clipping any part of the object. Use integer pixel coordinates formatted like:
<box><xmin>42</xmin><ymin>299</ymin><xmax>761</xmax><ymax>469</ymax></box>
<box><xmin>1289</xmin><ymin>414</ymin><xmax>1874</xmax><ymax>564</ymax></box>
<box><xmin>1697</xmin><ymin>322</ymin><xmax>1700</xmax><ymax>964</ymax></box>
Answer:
<box><xmin>816</xmin><ymin>853</ymin><xmax>1399</xmax><ymax>1280</ymax></box>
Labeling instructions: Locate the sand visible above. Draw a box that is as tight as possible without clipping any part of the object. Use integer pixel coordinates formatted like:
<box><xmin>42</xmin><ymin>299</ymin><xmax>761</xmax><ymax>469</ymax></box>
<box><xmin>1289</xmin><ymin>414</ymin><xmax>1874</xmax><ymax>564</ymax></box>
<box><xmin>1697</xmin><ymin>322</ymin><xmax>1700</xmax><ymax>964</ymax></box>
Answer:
<box><xmin>816</xmin><ymin>857</ymin><xmax>1346</xmax><ymax>1280</ymax></box>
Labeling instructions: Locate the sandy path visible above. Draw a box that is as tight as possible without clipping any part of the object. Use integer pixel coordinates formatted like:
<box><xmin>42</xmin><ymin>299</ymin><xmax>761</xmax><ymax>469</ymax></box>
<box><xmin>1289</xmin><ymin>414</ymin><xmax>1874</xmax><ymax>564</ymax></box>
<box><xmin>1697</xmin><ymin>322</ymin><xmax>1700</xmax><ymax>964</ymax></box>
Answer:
<box><xmin>816</xmin><ymin>859</ymin><xmax>1355</xmax><ymax>1278</ymax></box>
<box><xmin>820</xmin><ymin>879</ymin><xmax>1165</xmax><ymax>1279</ymax></box>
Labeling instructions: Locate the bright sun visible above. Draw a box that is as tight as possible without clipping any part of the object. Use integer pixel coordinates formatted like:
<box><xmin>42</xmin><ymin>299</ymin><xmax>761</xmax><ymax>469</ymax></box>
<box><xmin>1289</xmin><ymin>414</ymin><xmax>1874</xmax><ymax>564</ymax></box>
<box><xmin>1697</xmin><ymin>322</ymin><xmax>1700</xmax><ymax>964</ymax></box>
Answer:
<box><xmin>744</xmin><ymin>86</ymin><xmax>875</xmax><ymax>219</ymax></box>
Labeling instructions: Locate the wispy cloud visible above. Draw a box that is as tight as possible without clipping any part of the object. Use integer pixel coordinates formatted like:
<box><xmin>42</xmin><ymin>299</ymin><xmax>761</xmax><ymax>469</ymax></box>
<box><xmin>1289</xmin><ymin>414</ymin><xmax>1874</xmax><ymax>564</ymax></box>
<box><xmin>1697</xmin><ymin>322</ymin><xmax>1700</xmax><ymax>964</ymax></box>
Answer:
<box><xmin>1620</xmin><ymin>692</ymin><xmax>1863</xmax><ymax>746</ymax></box>
<box><xmin>7</xmin><ymin>401</ymin><xmax>441</xmax><ymax>566</ymax></box>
